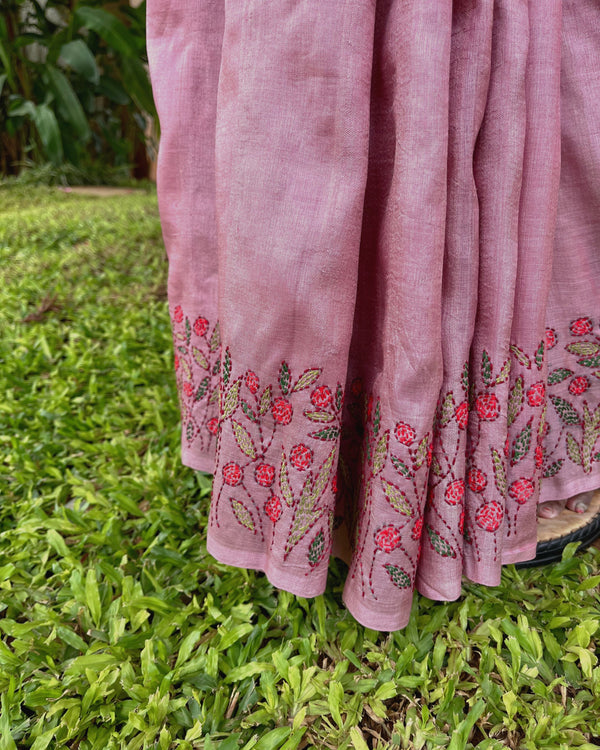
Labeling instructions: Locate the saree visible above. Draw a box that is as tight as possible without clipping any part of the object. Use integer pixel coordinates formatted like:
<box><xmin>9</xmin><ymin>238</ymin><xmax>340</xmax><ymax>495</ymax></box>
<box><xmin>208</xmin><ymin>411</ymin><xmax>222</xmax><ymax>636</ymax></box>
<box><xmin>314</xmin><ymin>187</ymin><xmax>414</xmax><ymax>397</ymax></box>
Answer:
<box><xmin>146</xmin><ymin>0</ymin><xmax>600</xmax><ymax>630</ymax></box>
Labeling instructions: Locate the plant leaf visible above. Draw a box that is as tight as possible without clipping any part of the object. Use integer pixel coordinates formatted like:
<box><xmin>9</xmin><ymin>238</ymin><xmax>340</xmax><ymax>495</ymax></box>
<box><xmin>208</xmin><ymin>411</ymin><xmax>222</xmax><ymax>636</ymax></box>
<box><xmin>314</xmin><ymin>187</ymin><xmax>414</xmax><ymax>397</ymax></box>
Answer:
<box><xmin>58</xmin><ymin>39</ymin><xmax>99</xmax><ymax>84</ymax></box>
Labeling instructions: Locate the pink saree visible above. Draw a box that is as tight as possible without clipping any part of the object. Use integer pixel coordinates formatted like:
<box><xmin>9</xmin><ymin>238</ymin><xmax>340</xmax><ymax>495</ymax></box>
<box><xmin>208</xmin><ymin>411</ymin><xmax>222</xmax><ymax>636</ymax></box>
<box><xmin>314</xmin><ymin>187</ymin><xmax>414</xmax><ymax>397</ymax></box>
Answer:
<box><xmin>147</xmin><ymin>0</ymin><xmax>600</xmax><ymax>630</ymax></box>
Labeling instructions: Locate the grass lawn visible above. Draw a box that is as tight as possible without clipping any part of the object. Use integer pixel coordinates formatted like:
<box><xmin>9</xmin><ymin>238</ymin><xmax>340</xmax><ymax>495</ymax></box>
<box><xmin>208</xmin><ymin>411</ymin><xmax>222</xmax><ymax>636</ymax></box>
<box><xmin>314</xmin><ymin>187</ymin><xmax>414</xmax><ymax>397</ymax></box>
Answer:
<box><xmin>0</xmin><ymin>184</ymin><xmax>599</xmax><ymax>750</ymax></box>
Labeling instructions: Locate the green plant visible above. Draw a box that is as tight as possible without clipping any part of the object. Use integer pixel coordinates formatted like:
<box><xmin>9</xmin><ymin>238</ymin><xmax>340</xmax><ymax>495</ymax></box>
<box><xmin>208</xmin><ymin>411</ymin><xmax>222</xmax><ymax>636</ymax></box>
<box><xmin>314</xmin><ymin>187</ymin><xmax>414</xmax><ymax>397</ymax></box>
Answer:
<box><xmin>0</xmin><ymin>0</ymin><xmax>156</xmax><ymax>177</ymax></box>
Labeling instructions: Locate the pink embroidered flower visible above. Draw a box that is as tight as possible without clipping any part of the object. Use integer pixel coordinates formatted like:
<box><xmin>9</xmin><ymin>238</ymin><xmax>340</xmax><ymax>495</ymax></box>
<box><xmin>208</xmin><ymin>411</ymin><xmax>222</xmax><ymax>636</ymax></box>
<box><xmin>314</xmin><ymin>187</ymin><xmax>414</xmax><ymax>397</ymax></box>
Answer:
<box><xmin>426</xmin><ymin>443</ymin><xmax>433</xmax><ymax>467</ymax></box>
<box><xmin>264</xmin><ymin>495</ymin><xmax>282</xmax><ymax>522</ymax></box>
<box><xmin>290</xmin><ymin>444</ymin><xmax>313</xmax><ymax>471</ymax></box>
<box><xmin>193</xmin><ymin>316</ymin><xmax>209</xmax><ymax>336</ymax></box>
<box><xmin>311</xmin><ymin>386</ymin><xmax>332</xmax><ymax>408</ymax></box>
<box><xmin>272</xmin><ymin>398</ymin><xmax>293</xmax><ymax>425</ymax></box>
<box><xmin>445</xmin><ymin>479</ymin><xmax>465</xmax><ymax>506</ymax></box>
<box><xmin>570</xmin><ymin>317</ymin><xmax>593</xmax><ymax>336</ymax></box>
<box><xmin>374</xmin><ymin>525</ymin><xmax>402</xmax><ymax>553</ymax></box>
<box><xmin>535</xmin><ymin>444</ymin><xmax>543</xmax><ymax>468</ymax></box>
<box><xmin>394</xmin><ymin>422</ymin><xmax>416</xmax><ymax>445</ymax></box>
<box><xmin>527</xmin><ymin>382</ymin><xmax>545</xmax><ymax>407</ymax></box>
<box><xmin>455</xmin><ymin>401</ymin><xmax>469</xmax><ymax>429</ymax></box>
<box><xmin>183</xmin><ymin>382</ymin><xmax>194</xmax><ymax>397</ymax></box>
<box><xmin>475</xmin><ymin>393</ymin><xmax>500</xmax><ymax>421</ymax></box>
<box><xmin>468</xmin><ymin>468</ymin><xmax>487</xmax><ymax>493</ymax></box>
<box><xmin>545</xmin><ymin>328</ymin><xmax>557</xmax><ymax>349</ymax></box>
<box><xmin>351</xmin><ymin>378</ymin><xmax>363</xmax><ymax>396</ymax></box>
<box><xmin>508</xmin><ymin>477</ymin><xmax>535</xmax><ymax>504</ymax></box>
<box><xmin>411</xmin><ymin>517</ymin><xmax>423</xmax><ymax>541</ymax></box>
<box><xmin>569</xmin><ymin>376</ymin><xmax>589</xmax><ymax>396</ymax></box>
<box><xmin>223</xmin><ymin>462</ymin><xmax>243</xmax><ymax>486</ymax></box>
<box><xmin>255</xmin><ymin>463</ymin><xmax>275</xmax><ymax>487</ymax></box>
<box><xmin>476</xmin><ymin>501</ymin><xmax>503</xmax><ymax>532</ymax></box>
<box><xmin>173</xmin><ymin>305</ymin><xmax>184</xmax><ymax>323</ymax></box>
<box><xmin>207</xmin><ymin>417</ymin><xmax>219</xmax><ymax>435</ymax></box>
<box><xmin>174</xmin><ymin>354</ymin><xmax>180</xmax><ymax>371</ymax></box>
<box><xmin>245</xmin><ymin>371</ymin><xmax>260</xmax><ymax>394</ymax></box>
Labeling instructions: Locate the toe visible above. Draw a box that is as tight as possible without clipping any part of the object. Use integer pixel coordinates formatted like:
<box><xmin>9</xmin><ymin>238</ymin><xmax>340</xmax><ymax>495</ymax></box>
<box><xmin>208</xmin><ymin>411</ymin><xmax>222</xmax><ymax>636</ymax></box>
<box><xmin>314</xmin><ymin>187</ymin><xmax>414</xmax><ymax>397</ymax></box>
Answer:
<box><xmin>566</xmin><ymin>491</ymin><xmax>594</xmax><ymax>514</ymax></box>
<box><xmin>537</xmin><ymin>500</ymin><xmax>566</xmax><ymax>519</ymax></box>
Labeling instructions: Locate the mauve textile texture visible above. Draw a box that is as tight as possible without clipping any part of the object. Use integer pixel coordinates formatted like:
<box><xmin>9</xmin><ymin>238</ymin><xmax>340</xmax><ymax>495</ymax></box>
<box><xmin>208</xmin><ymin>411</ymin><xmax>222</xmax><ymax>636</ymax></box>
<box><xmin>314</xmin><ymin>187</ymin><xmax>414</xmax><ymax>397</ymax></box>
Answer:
<box><xmin>147</xmin><ymin>0</ymin><xmax>600</xmax><ymax>631</ymax></box>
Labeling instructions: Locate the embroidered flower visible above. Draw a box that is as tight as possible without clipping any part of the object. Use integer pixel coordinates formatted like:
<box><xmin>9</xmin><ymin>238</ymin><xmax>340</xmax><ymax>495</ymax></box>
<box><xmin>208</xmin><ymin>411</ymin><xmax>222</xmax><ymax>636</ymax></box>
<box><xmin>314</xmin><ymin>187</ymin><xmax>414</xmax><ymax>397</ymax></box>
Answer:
<box><xmin>183</xmin><ymin>382</ymin><xmax>194</xmax><ymax>397</ymax></box>
<box><xmin>545</xmin><ymin>328</ymin><xmax>557</xmax><ymax>349</ymax></box>
<box><xmin>173</xmin><ymin>305</ymin><xmax>184</xmax><ymax>324</ymax></box>
<box><xmin>476</xmin><ymin>501</ymin><xmax>503</xmax><ymax>532</ymax></box>
<box><xmin>504</xmin><ymin>437</ymin><xmax>510</xmax><ymax>458</ymax></box>
<box><xmin>570</xmin><ymin>317</ymin><xmax>593</xmax><ymax>336</ymax></box>
<box><xmin>468</xmin><ymin>468</ymin><xmax>487</xmax><ymax>493</ymax></box>
<box><xmin>459</xmin><ymin>510</ymin><xmax>465</xmax><ymax>535</ymax></box>
<box><xmin>411</xmin><ymin>517</ymin><xmax>423</xmax><ymax>541</ymax></box>
<box><xmin>264</xmin><ymin>495</ymin><xmax>282</xmax><ymax>522</ymax></box>
<box><xmin>374</xmin><ymin>525</ymin><xmax>402</xmax><ymax>553</ymax></box>
<box><xmin>255</xmin><ymin>463</ymin><xmax>276</xmax><ymax>487</ymax></box>
<box><xmin>207</xmin><ymin>417</ymin><xmax>219</xmax><ymax>435</ymax></box>
<box><xmin>174</xmin><ymin>354</ymin><xmax>180</xmax><ymax>371</ymax></box>
<box><xmin>445</xmin><ymin>479</ymin><xmax>465</xmax><ymax>505</ymax></box>
<box><xmin>245</xmin><ymin>371</ymin><xmax>260</xmax><ymax>394</ymax></box>
<box><xmin>394</xmin><ymin>422</ymin><xmax>416</xmax><ymax>445</ymax></box>
<box><xmin>569</xmin><ymin>376</ymin><xmax>589</xmax><ymax>396</ymax></box>
<box><xmin>535</xmin><ymin>444</ymin><xmax>543</xmax><ymax>468</ymax></box>
<box><xmin>193</xmin><ymin>316</ymin><xmax>209</xmax><ymax>336</ymax></box>
<box><xmin>331</xmin><ymin>475</ymin><xmax>338</xmax><ymax>494</ymax></box>
<box><xmin>475</xmin><ymin>393</ymin><xmax>500</xmax><ymax>421</ymax></box>
<box><xmin>223</xmin><ymin>462</ymin><xmax>243</xmax><ymax>486</ymax></box>
<box><xmin>311</xmin><ymin>386</ymin><xmax>332</xmax><ymax>409</ymax></box>
<box><xmin>527</xmin><ymin>382</ymin><xmax>545</xmax><ymax>407</ymax></box>
<box><xmin>290</xmin><ymin>444</ymin><xmax>313</xmax><ymax>471</ymax></box>
<box><xmin>508</xmin><ymin>477</ymin><xmax>535</xmax><ymax>504</ymax></box>
<box><xmin>455</xmin><ymin>401</ymin><xmax>469</xmax><ymax>429</ymax></box>
<box><xmin>426</xmin><ymin>443</ymin><xmax>433</xmax><ymax>467</ymax></box>
<box><xmin>272</xmin><ymin>398</ymin><xmax>293</xmax><ymax>425</ymax></box>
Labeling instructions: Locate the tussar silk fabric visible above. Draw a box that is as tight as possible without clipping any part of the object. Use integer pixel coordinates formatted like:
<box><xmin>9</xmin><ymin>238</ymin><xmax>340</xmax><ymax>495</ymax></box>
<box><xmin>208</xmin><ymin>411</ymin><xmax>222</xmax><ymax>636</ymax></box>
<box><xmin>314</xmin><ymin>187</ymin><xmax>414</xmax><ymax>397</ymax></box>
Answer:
<box><xmin>147</xmin><ymin>0</ymin><xmax>600</xmax><ymax>631</ymax></box>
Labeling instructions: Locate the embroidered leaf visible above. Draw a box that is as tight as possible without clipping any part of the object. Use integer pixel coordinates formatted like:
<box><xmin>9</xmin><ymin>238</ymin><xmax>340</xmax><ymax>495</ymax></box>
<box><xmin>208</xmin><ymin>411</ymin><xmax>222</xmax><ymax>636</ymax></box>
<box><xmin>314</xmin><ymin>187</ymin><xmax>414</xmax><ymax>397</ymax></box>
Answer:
<box><xmin>231</xmin><ymin>419</ymin><xmax>257</xmax><ymax>459</ymax></box>
<box><xmin>212</xmin><ymin>358</ymin><xmax>221</xmax><ymax>376</ymax></box>
<box><xmin>510</xmin><ymin>345</ymin><xmax>531</xmax><ymax>369</ymax></box>
<box><xmin>241</xmin><ymin>399</ymin><xmax>258</xmax><ymax>422</ymax></box>
<box><xmin>177</xmin><ymin>346</ymin><xmax>187</xmax><ymax>355</ymax></box>
<box><xmin>279</xmin><ymin>451</ymin><xmax>294</xmax><ymax>507</ymax></box>
<box><xmin>372</xmin><ymin>431</ymin><xmax>389</xmax><ymax>476</ymax></box>
<box><xmin>548</xmin><ymin>368</ymin><xmax>573</xmax><ymax>385</ymax></box>
<box><xmin>336</xmin><ymin>384</ymin><xmax>343</xmax><ymax>411</ymax></box>
<box><xmin>195</xmin><ymin>377</ymin><xmax>209</xmax><ymax>401</ymax></box>
<box><xmin>185</xmin><ymin>317</ymin><xmax>191</xmax><ymax>345</ymax></box>
<box><xmin>566</xmin><ymin>342</ymin><xmax>600</xmax><ymax>357</ymax></box>
<box><xmin>292</xmin><ymin>368</ymin><xmax>321</xmax><ymax>392</ymax></box>
<box><xmin>209</xmin><ymin>386</ymin><xmax>220</xmax><ymax>404</ymax></box>
<box><xmin>174</xmin><ymin>332</ymin><xmax>186</xmax><ymax>343</ymax></box>
<box><xmin>566</xmin><ymin>433</ymin><xmax>582</xmax><ymax>466</ymax></box>
<box><xmin>391</xmin><ymin>455</ymin><xmax>412</xmax><ymax>478</ymax></box>
<box><xmin>578</xmin><ymin>355</ymin><xmax>600</xmax><ymax>368</ymax></box>
<box><xmin>209</xmin><ymin>323</ymin><xmax>221</xmax><ymax>352</ymax></box>
<box><xmin>373</xmin><ymin>400</ymin><xmax>381</xmax><ymax>436</ymax></box>
<box><xmin>551</xmin><ymin>395</ymin><xmax>581</xmax><ymax>426</ymax></box>
<box><xmin>439</xmin><ymin>392</ymin><xmax>455</xmax><ymax>426</ymax></box>
<box><xmin>384</xmin><ymin>564</ymin><xmax>411</xmax><ymax>589</ymax></box>
<box><xmin>223</xmin><ymin>348</ymin><xmax>231</xmax><ymax>386</ymax></box>
<box><xmin>192</xmin><ymin>347</ymin><xmax>209</xmax><ymax>370</ymax></box>
<box><xmin>507</xmin><ymin>376</ymin><xmax>524</xmax><ymax>427</ymax></box>
<box><xmin>481</xmin><ymin>350</ymin><xmax>493</xmax><ymax>386</ymax></box>
<box><xmin>186</xmin><ymin>420</ymin><xmax>194</xmax><ymax>443</ymax></box>
<box><xmin>180</xmin><ymin>359</ymin><xmax>191</xmax><ymax>381</ymax></box>
<box><xmin>535</xmin><ymin>340</ymin><xmax>545</xmax><ymax>370</ymax></box>
<box><xmin>511</xmin><ymin>419</ymin><xmax>532</xmax><ymax>466</ymax></box>
<box><xmin>538</xmin><ymin>403</ymin><xmax>547</xmax><ymax>437</ymax></box>
<box><xmin>491</xmin><ymin>447</ymin><xmax>507</xmax><ymax>495</ymax></box>
<box><xmin>426</xmin><ymin>526</ymin><xmax>456</xmax><ymax>558</ymax></box>
<box><xmin>259</xmin><ymin>386</ymin><xmax>272</xmax><ymax>416</ymax></box>
<box><xmin>279</xmin><ymin>362</ymin><xmax>291</xmax><ymax>395</ymax></box>
<box><xmin>231</xmin><ymin>499</ymin><xmax>254</xmax><ymax>531</ymax></box>
<box><xmin>543</xmin><ymin>460</ymin><xmax>563</xmax><ymax>478</ymax></box>
<box><xmin>221</xmin><ymin>379</ymin><xmax>240</xmax><ymax>419</ymax></box>
<box><xmin>430</xmin><ymin>454</ymin><xmax>443</xmax><ymax>477</ymax></box>
<box><xmin>311</xmin><ymin>446</ymin><xmax>337</xmax><ymax>503</ymax></box>
<box><xmin>381</xmin><ymin>479</ymin><xmax>412</xmax><ymax>516</ymax></box>
<box><xmin>461</xmin><ymin>361</ymin><xmax>469</xmax><ymax>395</ymax></box>
<box><xmin>286</xmin><ymin>476</ymin><xmax>320</xmax><ymax>554</ymax></box>
<box><xmin>413</xmin><ymin>435</ymin><xmax>429</xmax><ymax>471</ymax></box>
<box><xmin>495</xmin><ymin>359</ymin><xmax>511</xmax><ymax>385</ymax></box>
<box><xmin>309</xmin><ymin>427</ymin><xmax>340</xmax><ymax>441</ymax></box>
<box><xmin>308</xmin><ymin>529</ymin><xmax>326</xmax><ymax>567</ymax></box>
<box><xmin>303</xmin><ymin>410</ymin><xmax>335</xmax><ymax>423</ymax></box>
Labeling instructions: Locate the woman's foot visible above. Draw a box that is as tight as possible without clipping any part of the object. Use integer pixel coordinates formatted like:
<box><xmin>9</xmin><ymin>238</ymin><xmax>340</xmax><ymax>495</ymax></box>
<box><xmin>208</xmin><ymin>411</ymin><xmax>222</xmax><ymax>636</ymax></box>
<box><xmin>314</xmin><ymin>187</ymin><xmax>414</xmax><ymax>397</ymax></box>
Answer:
<box><xmin>537</xmin><ymin>490</ymin><xmax>595</xmax><ymax>519</ymax></box>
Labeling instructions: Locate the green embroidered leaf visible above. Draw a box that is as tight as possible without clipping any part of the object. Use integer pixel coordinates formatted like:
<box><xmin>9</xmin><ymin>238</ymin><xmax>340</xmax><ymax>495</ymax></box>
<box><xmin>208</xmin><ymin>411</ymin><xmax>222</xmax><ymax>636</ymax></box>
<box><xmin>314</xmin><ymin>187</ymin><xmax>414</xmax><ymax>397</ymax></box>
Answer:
<box><xmin>381</xmin><ymin>479</ymin><xmax>412</xmax><ymax>516</ymax></box>
<box><xmin>212</xmin><ymin>358</ymin><xmax>221</xmax><ymax>376</ymax></box>
<box><xmin>231</xmin><ymin>419</ymin><xmax>257</xmax><ymax>459</ymax></box>
<box><xmin>309</xmin><ymin>427</ymin><xmax>340</xmax><ymax>441</ymax></box>
<box><xmin>511</xmin><ymin>419</ymin><xmax>532</xmax><ymax>466</ymax></box>
<box><xmin>566</xmin><ymin>433</ymin><xmax>582</xmax><ymax>466</ymax></box>
<box><xmin>279</xmin><ymin>451</ymin><xmax>294</xmax><ymax>507</ymax></box>
<box><xmin>551</xmin><ymin>395</ymin><xmax>581</xmax><ymax>426</ymax></box>
<box><xmin>311</xmin><ymin>446</ymin><xmax>337</xmax><ymax>503</ymax></box>
<box><xmin>186</xmin><ymin>420</ymin><xmax>194</xmax><ymax>443</ymax></box>
<box><xmin>292</xmin><ymin>368</ymin><xmax>321</xmax><ymax>392</ymax></box>
<box><xmin>174</xmin><ymin>332</ymin><xmax>186</xmax><ymax>343</ymax></box>
<box><xmin>279</xmin><ymin>361</ymin><xmax>291</xmax><ymax>395</ymax></box>
<box><xmin>336</xmin><ymin>384</ymin><xmax>343</xmax><ymax>411</ymax></box>
<box><xmin>592</xmin><ymin>370</ymin><xmax>600</xmax><ymax>380</ymax></box>
<box><xmin>426</xmin><ymin>526</ymin><xmax>456</xmax><ymax>558</ymax></box>
<box><xmin>209</xmin><ymin>323</ymin><xmax>221</xmax><ymax>352</ymax></box>
<box><xmin>303</xmin><ymin>410</ymin><xmax>335</xmax><ymax>423</ymax></box>
<box><xmin>578</xmin><ymin>355</ymin><xmax>600</xmax><ymax>368</ymax></box>
<box><xmin>510</xmin><ymin>345</ymin><xmax>531</xmax><ymax>369</ymax></box>
<box><xmin>430</xmin><ymin>455</ymin><xmax>443</xmax><ymax>477</ymax></box>
<box><xmin>481</xmin><ymin>350</ymin><xmax>493</xmax><ymax>386</ymax></box>
<box><xmin>461</xmin><ymin>361</ymin><xmax>469</xmax><ymax>395</ymax></box>
<box><xmin>241</xmin><ymin>400</ymin><xmax>258</xmax><ymax>422</ymax></box>
<box><xmin>195</xmin><ymin>377</ymin><xmax>209</xmax><ymax>402</ymax></box>
<box><xmin>185</xmin><ymin>317</ymin><xmax>191</xmax><ymax>345</ymax></box>
<box><xmin>538</xmin><ymin>403</ymin><xmax>547</xmax><ymax>437</ymax></box>
<box><xmin>372</xmin><ymin>431</ymin><xmax>389</xmax><ymax>476</ymax></box>
<box><xmin>491</xmin><ymin>447</ymin><xmax>507</xmax><ymax>495</ymax></box>
<box><xmin>535</xmin><ymin>340</ymin><xmax>545</xmax><ymax>370</ymax></box>
<box><xmin>231</xmin><ymin>499</ymin><xmax>254</xmax><ymax>531</ymax></box>
<box><xmin>566</xmin><ymin>342</ymin><xmax>600</xmax><ymax>357</ymax></box>
<box><xmin>373</xmin><ymin>400</ymin><xmax>381</xmax><ymax>436</ymax></box>
<box><xmin>192</xmin><ymin>346</ymin><xmax>209</xmax><ymax>370</ymax></box>
<box><xmin>495</xmin><ymin>359</ymin><xmax>511</xmax><ymax>385</ymax></box>
<box><xmin>308</xmin><ymin>529</ymin><xmax>326</xmax><ymax>567</ymax></box>
<box><xmin>221</xmin><ymin>379</ymin><xmax>240</xmax><ymax>419</ymax></box>
<box><xmin>439</xmin><ymin>392</ymin><xmax>455</xmax><ymax>426</ymax></box>
<box><xmin>177</xmin><ymin>346</ymin><xmax>187</xmax><ymax>355</ymax></box>
<box><xmin>391</xmin><ymin>455</ymin><xmax>412</xmax><ymax>478</ymax></box>
<box><xmin>209</xmin><ymin>385</ymin><xmax>220</xmax><ymax>404</ymax></box>
<box><xmin>259</xmin><ymin>386</ymin><xmax>272</xmax><ymax>415</ymax></box>
<box><xmin>507</xmin><ymin>376</ymin><xmax>524</xmax><ymax>427</ymax></box>
<box><xmin>223</xmin><ymin>348</ymin><xmax>231</xmax><ymax>386</ymax></box>
<box><xmin>413</xmin><ymin>434</ymin><xmax>429</xmax><ymax>471</ymax></box>
<box><xmin>595</xmin><ymin>452</ymin><xmax>600</xmax><ymax>462</ymax></box>
<box><xmin>384</xmin><ymin>564</ymin><xmax>411</xmax><ymax>589</ymax></box>
<box><xmin>548</xmin><ymin>368</ymin><xmax>573</xmax><ymax>385</ymax></box>
<box><xmin>543</xmin><ymin>460</ymin><xmax>563</xmax><ymax>478</ymax></box>
<box><xmin>286</xmin><ymin>475</ymin><xmax>319</xmax><ymax>554</ymax></box>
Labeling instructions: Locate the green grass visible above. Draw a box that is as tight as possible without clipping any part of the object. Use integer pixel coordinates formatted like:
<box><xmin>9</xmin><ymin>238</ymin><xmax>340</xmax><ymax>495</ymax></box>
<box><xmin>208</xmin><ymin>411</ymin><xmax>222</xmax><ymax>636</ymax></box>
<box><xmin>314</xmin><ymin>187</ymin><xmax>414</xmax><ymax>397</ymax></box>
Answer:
<box><xmin>0</xmin><ymin>185</ymin><xmax>599</xmax><ymax>749</ymax></box>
